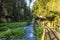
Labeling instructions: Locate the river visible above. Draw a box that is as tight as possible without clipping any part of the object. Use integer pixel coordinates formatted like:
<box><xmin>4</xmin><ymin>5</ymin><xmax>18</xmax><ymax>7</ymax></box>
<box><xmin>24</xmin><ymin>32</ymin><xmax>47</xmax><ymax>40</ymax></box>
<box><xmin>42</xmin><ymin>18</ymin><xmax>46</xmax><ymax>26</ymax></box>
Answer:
<box><xmin>24</xmin><ymin>22</ymin><xmax>36</xmax><ymax>40</ymax></box>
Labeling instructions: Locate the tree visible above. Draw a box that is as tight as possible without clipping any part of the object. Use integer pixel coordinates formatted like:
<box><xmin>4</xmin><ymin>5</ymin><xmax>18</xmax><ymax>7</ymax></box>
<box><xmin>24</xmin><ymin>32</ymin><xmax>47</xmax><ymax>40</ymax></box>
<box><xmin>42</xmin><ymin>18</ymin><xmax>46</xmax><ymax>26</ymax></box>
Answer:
<box><xmin>0</xmin><ymin>0</ymin><xmax>32</xmax><ymax>23</ymax></box>
<box><xmin>32</xmin><ymin>0</ymin><xmax>60</xmax><ymax>29</ymax></box>
<box><xmin>0</xmin><ymin>0</ymin><xmax>2</xmax><ymax>23</ymax></box>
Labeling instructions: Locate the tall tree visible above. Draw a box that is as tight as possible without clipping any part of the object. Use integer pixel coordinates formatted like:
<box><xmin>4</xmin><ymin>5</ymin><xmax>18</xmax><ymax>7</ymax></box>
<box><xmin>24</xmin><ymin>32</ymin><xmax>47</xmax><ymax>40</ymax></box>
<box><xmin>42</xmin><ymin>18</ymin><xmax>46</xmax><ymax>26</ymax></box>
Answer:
<box><xmin>32</xmin><ymin>0</ymin><xmax>60</xmax><ymax>29</ymax></box>
<box><xmin>0</xmin><ymin>0</ymin><xmax>2</xmax><ymax>23</ymax></box>
<box><xmin>0</xmin><ymin>0</ymin><xmax>33</xmax><ymax>23</ymax></box>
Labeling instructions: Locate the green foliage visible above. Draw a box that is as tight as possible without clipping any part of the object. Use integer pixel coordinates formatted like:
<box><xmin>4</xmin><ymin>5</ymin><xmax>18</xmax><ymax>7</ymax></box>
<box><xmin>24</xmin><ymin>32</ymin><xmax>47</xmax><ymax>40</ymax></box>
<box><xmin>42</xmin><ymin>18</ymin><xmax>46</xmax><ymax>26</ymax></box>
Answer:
<box><xmin>0</xmin><ymin>28</ymin><xmax>25</xmax><ymax>38</ymax></box>
<box><xmin>34</xmin><ymin>24</ymin><xmax>44</xmax><ymax>40</ymax></box>
<box><xmin>0</xmin><ymin>22</ymin><xmax>28</xmax><ymax>40</ymax></box>
<box><xmin>32</xmin><ymin>0</ymin><xmax>49</xmax><ymax>17</ymax></box>
<box><xmin>0</xmin><ymin>22</ymin><xmax>27</xmax><ymax>38</ymax></box>
<box><xmin>46</xmin><ymin>0</ymin><xmax>60</xmax><ymax>12</ymax></box>
<box><xmin>0</xmin><ymin>22</ymin><xmax>27</xmax><ymax>29</ymax></box>
<box><xmin>11</xmin><ymin>29</ymin><xmax>25</xmax><ymax>35</ymax></box>
<box><xmin>32</xmin><ymin>0</ymin><xmax>60</xmax><ymax>18</ymax></box>
<box><xmin>32</xmin><ymin>0</ymin><xmax>60</xmax><ymax>32</ymax></box>
<box><xmin>0</xmin><ymin>0</ymin><xmax>32</xmax><ymax>23</ymax></box>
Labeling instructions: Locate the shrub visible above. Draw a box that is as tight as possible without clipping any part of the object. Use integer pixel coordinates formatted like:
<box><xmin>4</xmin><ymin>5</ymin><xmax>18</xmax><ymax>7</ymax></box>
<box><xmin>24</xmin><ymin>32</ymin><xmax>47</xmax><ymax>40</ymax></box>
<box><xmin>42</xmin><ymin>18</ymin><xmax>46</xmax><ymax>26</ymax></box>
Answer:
<box><xmin>34</xmin><ymin>24</ymin><xmax>44</xmax><ymax>40</ymax></box>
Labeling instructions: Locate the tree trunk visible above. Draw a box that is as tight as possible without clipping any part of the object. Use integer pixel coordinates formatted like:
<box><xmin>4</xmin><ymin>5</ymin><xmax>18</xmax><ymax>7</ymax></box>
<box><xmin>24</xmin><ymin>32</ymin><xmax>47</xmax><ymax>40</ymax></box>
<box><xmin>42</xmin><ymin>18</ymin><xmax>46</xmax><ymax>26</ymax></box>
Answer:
<box><xmin>0</xmin><ymin>1</ymin><xmax>2</xmax><ymax>23</ymax></box>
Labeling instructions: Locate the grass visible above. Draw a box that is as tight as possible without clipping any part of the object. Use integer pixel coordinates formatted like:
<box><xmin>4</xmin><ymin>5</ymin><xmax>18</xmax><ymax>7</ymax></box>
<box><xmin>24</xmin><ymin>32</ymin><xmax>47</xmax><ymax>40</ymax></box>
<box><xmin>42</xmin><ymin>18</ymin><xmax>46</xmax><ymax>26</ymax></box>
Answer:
<box><xmin>0</xmin><ymin>22</ymin><xmax>28</xmax><ymax>28</ymax></box>
<box><xmin>0</xmin><ymin>22</ymin><xmax>28</xmax><ymax>31</ymax></box>
<box><xmin>34</xmin><ymin>24</ymin><xmax>44</xmax><ymax>40</ymax></box>
<box><xmin>0</xmin><ymin>22</ymin><xmax>27</xmax><ymax>38</ymax></box>
<box><xmin>0</xmin><ymin>28</ymin><xmax>25</xmax><ymax>38</ymax></box>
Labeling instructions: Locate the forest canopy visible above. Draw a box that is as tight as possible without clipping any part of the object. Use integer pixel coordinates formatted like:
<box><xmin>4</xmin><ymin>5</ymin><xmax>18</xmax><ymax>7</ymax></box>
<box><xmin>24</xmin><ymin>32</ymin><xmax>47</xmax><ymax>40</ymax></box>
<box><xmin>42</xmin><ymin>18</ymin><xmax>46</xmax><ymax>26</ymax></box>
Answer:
<box><xmin>32</xmin><ymin>0</ymin><xmax>60</xmax><ymax>18</ymax></box>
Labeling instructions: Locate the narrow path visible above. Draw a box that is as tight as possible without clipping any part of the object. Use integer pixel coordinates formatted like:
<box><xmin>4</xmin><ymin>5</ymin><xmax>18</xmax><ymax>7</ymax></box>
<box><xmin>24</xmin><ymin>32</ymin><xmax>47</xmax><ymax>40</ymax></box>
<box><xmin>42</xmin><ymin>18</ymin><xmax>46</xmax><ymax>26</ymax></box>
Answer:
<box><xmin>44</xmin><ymin>27</ymin><xmax>60</xmax><ymax>40</ymax></box>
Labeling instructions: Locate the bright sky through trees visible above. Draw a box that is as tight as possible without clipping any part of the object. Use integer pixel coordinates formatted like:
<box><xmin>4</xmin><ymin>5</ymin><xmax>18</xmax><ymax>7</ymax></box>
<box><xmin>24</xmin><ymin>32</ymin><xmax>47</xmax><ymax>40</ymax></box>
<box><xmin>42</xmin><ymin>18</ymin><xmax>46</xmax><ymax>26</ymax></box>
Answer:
<box><xmin>26</xmin><ymin>0</ymin><xmax>36</xmax><ymax>8</ymax></box>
